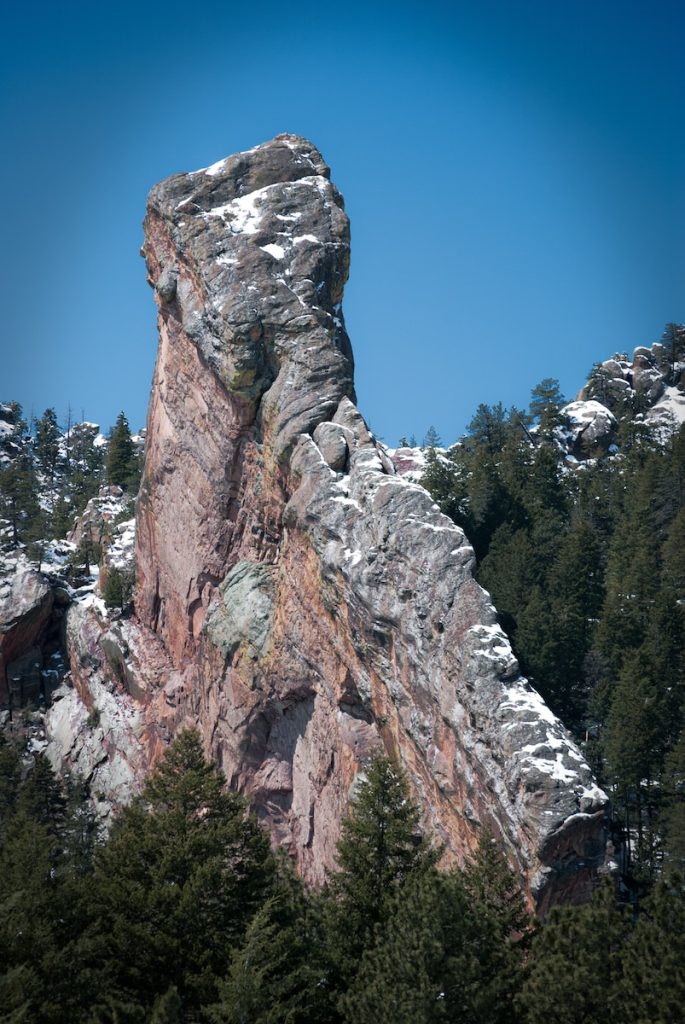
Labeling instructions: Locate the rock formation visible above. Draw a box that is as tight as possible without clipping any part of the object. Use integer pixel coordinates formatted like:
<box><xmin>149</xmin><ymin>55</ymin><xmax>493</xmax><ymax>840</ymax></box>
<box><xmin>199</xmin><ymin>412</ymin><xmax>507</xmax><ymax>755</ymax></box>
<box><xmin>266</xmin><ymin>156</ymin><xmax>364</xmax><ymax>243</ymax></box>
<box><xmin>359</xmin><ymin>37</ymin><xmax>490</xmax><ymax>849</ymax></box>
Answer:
<box><xmin>0</xmin><ymin>564</ymin><xmax>54</xmax><ymax>708</ymax></box>
<box><xmin>577</xmin><ymin>341</ymin><xmax>685</xmax><ymax>433</ymax></box>
<box><xmin>48</xmin><ymin>135</ymin><xmax>608</xmax><ymax>912</ymax></box>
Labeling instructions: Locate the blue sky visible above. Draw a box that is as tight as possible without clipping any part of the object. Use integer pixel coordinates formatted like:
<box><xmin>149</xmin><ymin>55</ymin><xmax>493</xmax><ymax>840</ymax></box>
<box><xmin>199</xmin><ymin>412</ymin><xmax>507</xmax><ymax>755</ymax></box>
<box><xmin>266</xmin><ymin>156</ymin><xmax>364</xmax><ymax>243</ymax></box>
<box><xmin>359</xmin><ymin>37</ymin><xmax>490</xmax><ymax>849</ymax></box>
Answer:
<box><xmin>2</xmin><ymin>0</ymin><xmax>683</xmax><ymax>444</ymax></box>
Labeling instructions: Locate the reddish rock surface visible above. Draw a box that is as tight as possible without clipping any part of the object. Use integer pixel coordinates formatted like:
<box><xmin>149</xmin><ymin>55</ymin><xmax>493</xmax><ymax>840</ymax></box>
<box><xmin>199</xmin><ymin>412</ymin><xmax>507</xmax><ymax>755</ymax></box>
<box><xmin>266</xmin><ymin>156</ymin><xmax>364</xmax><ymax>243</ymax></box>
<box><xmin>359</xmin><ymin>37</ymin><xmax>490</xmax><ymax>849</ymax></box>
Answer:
<box><xmin>50</xmin><ymin>135</ymin><xmax>609</xmax><ymax>910</ymax></box>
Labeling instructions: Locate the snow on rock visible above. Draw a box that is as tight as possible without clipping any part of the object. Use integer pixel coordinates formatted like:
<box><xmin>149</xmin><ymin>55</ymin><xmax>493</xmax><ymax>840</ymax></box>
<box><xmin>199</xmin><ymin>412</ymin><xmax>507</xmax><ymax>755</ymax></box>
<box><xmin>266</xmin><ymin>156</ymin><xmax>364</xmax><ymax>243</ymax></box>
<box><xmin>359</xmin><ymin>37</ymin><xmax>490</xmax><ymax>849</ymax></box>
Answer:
<box><xmin>562</xmin><ymin>400</ymin><xmax>616</xmax><ymax>450</ymax></box>
<box><xmin>105</xmin><ymin>518</ymin><xmax>136</xmax><ymax>573</ymax></box>
<box><xmin>45</xmin><ymin>677</ymin><xmax>145</xmax><ymax>819</ymax></box>
<box><xmin>388</xmin><ymin>445</ymin><xmax>451</xmax><ymax>483</ymax></box>
<box><xmin>206</xmin><ymin>189</ymin><xmax>267</xmax><ymax>234</ymax></box>
<box><xmin>68</xmin><ymin>485</ymin><xmax>132</xmax><ymax>547</ymax></box>
<box><xmin>647</xmin><ymin>385</ymin><xmax>685</xmax><ymax>430</ymax></box>
<box><xmin>260</xmin><ymin>242</ymin><xmax>285</xmax><ymax>260</ymax></box>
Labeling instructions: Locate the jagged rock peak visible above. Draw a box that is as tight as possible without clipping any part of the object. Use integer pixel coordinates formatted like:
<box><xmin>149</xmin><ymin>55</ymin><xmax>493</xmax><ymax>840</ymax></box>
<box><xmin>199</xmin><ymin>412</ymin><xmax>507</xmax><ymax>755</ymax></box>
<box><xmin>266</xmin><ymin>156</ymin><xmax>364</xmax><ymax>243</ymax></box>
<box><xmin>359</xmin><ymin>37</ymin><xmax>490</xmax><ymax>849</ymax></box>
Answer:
<box><xmin>48</xmin><ymin>136</ymin><xmax>609</xmax><ymax>914</ymax></box>
<box><xmin>142</xmin><ymin>134</ymin><xmax>355</xmax><ymax>460</ymax></box>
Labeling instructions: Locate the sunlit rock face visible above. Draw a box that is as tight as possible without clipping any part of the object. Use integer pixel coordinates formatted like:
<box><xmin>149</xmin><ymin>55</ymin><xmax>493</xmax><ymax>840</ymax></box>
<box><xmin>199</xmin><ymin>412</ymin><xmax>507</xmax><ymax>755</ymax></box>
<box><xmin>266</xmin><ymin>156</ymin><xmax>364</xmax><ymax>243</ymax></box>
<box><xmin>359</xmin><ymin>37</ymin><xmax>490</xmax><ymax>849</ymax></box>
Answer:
<box><xmin>56</xmin><ymin>135</ymin><xmax>608</xmax><ymax>911</ymax></box>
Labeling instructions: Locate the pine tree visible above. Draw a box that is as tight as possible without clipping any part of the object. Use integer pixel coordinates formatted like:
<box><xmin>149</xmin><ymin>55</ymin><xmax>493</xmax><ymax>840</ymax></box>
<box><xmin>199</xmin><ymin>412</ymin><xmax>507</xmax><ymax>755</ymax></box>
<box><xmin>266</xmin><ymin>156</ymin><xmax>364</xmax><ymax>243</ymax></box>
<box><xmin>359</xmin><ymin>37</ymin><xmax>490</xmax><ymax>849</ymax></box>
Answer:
<box><xmin>423</xmin><ymin>425</ymin><xmax>442</xmax><ymax>449</ymax></box>
<box><xmin>614</xmin><ymin>875</ymin><xmax>685</xmax><ymax>1022</ymax></box>
<box><xmin>150</xmin><ymin>987</ymin><xmax>183</xmax><ymax>1023</ymax></box>
<box><xmin>324</xmin><ymin>755</ymin><xmax>436</xmax><ymax>996</ymax></box>
<box><xmin>529</xmin><ymin>378</ymin><xmax>567</xmax><ymax>438</ymax></box>
<box><xmin>467</xmin><ymin>402</ymin><xmax>509</xmax><ymax>456</ymax></box>
<box><xmin>69</xmin><ymin>420</ymin><xmax>105</xmax><ymax>510</ymax></box>
<box><xmin>208</xmin><ymin>887</ymin><xmax>331</xmax><ymax>1024</ymax></box>
<box><xmin>663</xmin><ymin>507</ymin><xmax>685</xmax><ymax>599</ymax></box>
<box><xmin>0</xmin><ymin>733</ymin><xmax>22</xmax><ymax>835</ymax></box>
<box><xmin>0</xmin><ymin>454</ymin><xmax>40</xmax><ymax>546</ymax></box>
<box><xmin>0</xmin><ymin>756</ymin><xmax>95</xmax><ymax>1024</ymax></box>
<box><xmin>106</xmin><ymin>412</ymin><xmax>136</xmax><ymax>490</ymax></box>
<box><xmin>604</xmin><ymin>652</ymin><xmax>666</xmax><ymax>877</ymax></box>
<box><xmin>661</xmin><ymin>322</ymin><xmax>685</xmax><ymax>383</ymax></box>
<box><xmin>15</xmin><ymin>753</ymin><xmax>67</xmax><ymax>839</ymax></box>
<box><xmin>585</xmin><ymin>362</ymin><xmax>615</xmax><ymax>408</ymax></box>
<box><xmin>529</xmin><ymin>378</ymin><xmax>565</xmax><ymax>422</ymax></box>
<box><xmin>85</xmin><ymin>730</ymin><xmax>276</xmax><ymax>1019</ymax></box>
<box><xmin>34</xmin><ymin>408</ymin><xmax>61</xmax><ymax>485</ymax></box>
<box><xmin>102</xmin><ymin>566</ymin><xmax>134</xmax><ymax>612</ymax></box>
<box><xmin>517</xmin><ymin>881</ymin><xmax>629</xmax><ymax>1024</ymax></box>
<box><xmin>661</xmin><ymin>729</ymin><xmax>685</xmax><ymax>873</ymax></box>
<box><xmin>52</xmin><ymin>491</ymin><xmax>75</xmax><ymax>539</ymax></box>
<box><xmin>462</xmin><ymin>830</ymin><xmax>530</xmax><ymax>939</ymax></box>
<box><xmin>342</xmin><ymin>864</ymin><xmax>523</xmax><ymax>1024</ymax></box>
<box><xmin>478</xmin><ymin>525</ymin><xmax>537</xmax><ymax>640</ymax></box>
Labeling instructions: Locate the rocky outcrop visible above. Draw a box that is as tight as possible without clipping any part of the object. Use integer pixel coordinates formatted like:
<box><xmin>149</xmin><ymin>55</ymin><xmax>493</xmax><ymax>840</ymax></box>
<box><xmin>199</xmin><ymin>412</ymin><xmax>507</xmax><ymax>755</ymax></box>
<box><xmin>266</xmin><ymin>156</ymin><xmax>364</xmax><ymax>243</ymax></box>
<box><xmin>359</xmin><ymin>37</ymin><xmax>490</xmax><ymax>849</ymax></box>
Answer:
<box><xmin>55</xmin><ymin>135</ymin><xmax>608</xmax><ymax>911</ymax></box>
<box><xmin>45</xmin><ymin>599</ymin><xmax>179</xmax><ymax>818</ymax></box>
<box><xmin>68</xmin><ymin>485</ymin><xmax>131</xmax><ymax>549</ymax></box>
<box><xmin>579</xmin><ymin>341</ymin><xmax>685</xmax><ymax>427</ymax></box>
<box><xmin>0</xmin><ymin>564</ymin><xmax>54</xmax><ymax>709</ymax></box>
<box><xmin>561</xmin><ymin>399</ymin><xmax>617</xmax><ymax>456</ymax></box>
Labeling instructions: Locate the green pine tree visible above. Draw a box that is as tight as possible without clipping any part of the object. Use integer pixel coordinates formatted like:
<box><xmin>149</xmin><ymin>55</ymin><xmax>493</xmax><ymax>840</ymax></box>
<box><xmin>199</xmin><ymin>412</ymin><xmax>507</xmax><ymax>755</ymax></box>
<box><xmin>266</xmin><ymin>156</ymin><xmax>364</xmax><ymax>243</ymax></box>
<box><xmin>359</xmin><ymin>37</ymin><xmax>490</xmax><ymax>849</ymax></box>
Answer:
<box><xmin>342</xmin><ymin>864</ymin><xmax>523</xmax><ymax>1024</ymax></box>
<box><xmin>106</xmin><ymin>412</ymin><xmax>137</xmax><ymax>490</ymax></box>
<box><xmin>84</xmin><ymin>730</ymin><xmax>276</xmax><ymax>1019</ymax></box>
<box><xmin>208</xmin><ymin>886</ymin><xmax>331</xmax><ymax>1024</ymax></box>
<box><xmin>0</xmin><ymin>454</ymin><xmax>40</xmax><ymax>546</ymax></box>
<box><xmin>102</xmin><ymin>566</ymin><xmax>134</xmax><ymax>612</ymax></box>
<box><xmin>324</xmin><ymin>755</ymin><xmax>437</xmax><ymax>1003</ymax></box>
<box><xmin>517</xmin><ymin>881</ymin><xmax>629</xmax><ymax>1024</ymax></box>
<box><xmin>34</xmin><ymin>408</ymin><xmax>61</xmax><ymax>484</ymax></box>
<box><xmin>614</xmin><ymin>874</ymin><xmax>685</xmax><ymax>1023</ymax></box>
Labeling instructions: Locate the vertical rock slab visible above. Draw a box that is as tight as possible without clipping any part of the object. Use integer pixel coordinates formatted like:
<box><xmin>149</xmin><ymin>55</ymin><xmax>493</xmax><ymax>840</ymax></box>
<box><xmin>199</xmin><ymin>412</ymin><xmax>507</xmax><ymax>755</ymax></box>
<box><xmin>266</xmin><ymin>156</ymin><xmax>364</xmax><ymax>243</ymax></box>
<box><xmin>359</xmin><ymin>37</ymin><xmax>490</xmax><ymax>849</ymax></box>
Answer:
<box><xmin>0</xmin><ymin>564</ymin><xmax>53</xmax><ymax>709</ymax></box>
<box><xmin>71</xmin><ymin>134</ymin><xmax>608</xmax><ymax>910</ymax></box>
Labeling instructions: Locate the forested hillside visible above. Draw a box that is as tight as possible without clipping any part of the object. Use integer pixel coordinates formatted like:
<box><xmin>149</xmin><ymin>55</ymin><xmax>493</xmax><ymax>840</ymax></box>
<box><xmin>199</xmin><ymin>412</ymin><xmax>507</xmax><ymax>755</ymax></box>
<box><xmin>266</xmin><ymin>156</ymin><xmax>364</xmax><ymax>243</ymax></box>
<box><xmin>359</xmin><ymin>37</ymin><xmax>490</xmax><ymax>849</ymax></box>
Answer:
<box><xmin>421</xmin><ymin>323</ymin><xmax>685</xmax><ymax>888</ymax></box>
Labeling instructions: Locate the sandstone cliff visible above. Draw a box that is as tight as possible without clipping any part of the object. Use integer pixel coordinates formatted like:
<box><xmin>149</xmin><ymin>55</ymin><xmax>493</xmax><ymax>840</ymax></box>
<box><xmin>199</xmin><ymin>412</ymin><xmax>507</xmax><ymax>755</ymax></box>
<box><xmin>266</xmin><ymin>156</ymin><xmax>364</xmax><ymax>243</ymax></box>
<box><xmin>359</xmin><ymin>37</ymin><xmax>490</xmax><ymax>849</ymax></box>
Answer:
<box><xmin>48</xmin><ymin>135</ymin><xmax>608</xmax><ymax>911</ymax></box>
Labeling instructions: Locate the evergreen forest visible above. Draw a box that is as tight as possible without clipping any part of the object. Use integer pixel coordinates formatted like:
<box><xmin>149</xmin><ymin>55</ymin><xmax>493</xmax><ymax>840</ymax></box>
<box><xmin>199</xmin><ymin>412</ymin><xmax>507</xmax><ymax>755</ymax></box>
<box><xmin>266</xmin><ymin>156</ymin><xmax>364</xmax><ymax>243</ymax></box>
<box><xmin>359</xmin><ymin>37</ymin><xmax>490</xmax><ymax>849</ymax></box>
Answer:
<box><xmin>2</xmin><ymin>729</ymin><xmax>684</xmax><ymax>1023</ymax></box>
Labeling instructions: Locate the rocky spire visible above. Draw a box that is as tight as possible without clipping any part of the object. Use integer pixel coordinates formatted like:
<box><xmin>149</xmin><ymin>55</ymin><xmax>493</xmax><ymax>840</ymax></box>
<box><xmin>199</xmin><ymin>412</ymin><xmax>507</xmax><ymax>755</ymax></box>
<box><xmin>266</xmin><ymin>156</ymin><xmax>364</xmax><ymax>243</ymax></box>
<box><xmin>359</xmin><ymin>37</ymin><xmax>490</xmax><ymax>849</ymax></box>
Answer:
<box><xmin>52</xmin><ymin>135</ymin><xmax>609</xmax><ymax>911</ymax></box>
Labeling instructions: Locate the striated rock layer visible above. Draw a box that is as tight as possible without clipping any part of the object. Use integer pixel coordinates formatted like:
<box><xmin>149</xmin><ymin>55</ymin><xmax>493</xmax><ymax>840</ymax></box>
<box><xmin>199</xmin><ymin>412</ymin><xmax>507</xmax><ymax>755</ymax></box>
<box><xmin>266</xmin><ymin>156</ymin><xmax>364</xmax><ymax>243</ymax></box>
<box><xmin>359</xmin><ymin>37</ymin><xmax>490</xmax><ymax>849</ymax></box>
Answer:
<box><xmin>55</xmin><ymin>135</ymin><xmax>608</xmax><ymax>911</ymax></box>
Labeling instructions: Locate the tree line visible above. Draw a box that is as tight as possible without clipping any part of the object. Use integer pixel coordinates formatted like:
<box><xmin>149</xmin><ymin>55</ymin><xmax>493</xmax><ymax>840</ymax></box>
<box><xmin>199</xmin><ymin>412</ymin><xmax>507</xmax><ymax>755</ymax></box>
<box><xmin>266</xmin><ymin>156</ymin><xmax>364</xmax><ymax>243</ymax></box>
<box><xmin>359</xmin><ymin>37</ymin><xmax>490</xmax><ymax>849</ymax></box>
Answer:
<box><xmin>5</xmin><ymin>729</ymin><xmax>683</xmax><ymax>1024</ymax></box>
<box><xmin>2</xmin><ymin>729</ymin><xmax>683</xmax><ymax>1023</ymax></box>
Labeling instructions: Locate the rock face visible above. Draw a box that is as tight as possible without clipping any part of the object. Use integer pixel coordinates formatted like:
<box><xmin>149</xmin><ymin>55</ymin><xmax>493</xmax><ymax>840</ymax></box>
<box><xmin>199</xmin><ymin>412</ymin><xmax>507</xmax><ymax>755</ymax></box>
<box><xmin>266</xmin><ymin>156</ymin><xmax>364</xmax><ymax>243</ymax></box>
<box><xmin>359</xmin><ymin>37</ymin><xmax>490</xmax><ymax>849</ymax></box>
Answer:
<box><xmin>57</xmin><ymin>135</ymin><xmax>608</xmax><ymax>911</ymax></box>
<box><xmin>0</xmin><ymin>565</ymin><xmax>54</xmax><ymax>708</ymax></box>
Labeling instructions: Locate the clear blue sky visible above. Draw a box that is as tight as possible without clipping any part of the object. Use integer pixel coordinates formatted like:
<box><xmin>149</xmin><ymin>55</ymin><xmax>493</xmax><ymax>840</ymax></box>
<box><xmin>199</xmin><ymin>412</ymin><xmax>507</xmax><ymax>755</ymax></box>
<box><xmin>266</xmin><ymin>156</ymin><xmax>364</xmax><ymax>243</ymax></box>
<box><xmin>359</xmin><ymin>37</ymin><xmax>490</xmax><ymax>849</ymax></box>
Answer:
<box><xmin>2</xmin><ymin>0</ymin><xmax>683</xmax><ymax>444</ymax></box>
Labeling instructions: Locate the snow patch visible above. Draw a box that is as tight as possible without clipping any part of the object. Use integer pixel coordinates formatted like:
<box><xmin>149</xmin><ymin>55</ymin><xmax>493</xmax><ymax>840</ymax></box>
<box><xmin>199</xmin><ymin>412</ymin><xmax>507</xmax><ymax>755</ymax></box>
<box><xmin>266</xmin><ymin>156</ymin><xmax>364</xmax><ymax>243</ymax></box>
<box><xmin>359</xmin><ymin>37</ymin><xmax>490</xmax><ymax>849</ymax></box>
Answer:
<box><xmin>647</xmin><ymin>385</ymin><xmax>685</xmax><ymax>427</ymax></box>
<box><xmin>204</xmin><ymin>156</ymin><xmax>229</xmax><ymax>176</ymax></box>
<box><xmin>343</xmin><ymin>548</ymin><xmax>363</xmax><ymax>567</ymax></box>
<box><xmin>499</xmin><ymin>681</ymin><xmax>558</xmax><ymax>726</ymax></box>
<box><xmin>260</xmin><ymin>243</ymin><xmax>285</xmax><ymax>260</ymax></box>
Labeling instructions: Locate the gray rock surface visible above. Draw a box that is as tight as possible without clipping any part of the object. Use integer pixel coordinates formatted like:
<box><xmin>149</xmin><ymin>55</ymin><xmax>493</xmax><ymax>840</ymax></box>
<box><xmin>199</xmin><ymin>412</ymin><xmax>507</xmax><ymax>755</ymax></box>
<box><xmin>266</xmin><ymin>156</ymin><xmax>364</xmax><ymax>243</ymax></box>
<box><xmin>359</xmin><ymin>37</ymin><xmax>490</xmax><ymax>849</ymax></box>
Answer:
<box><xmin>205</xmin><ymin>561</ymin><xmax>276</xmax><ymax>662</ymax></box>
<box><xmin>0</xmin><ymin>564</ymin><xmax>54</xmax><ymax>708</ymax></box>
